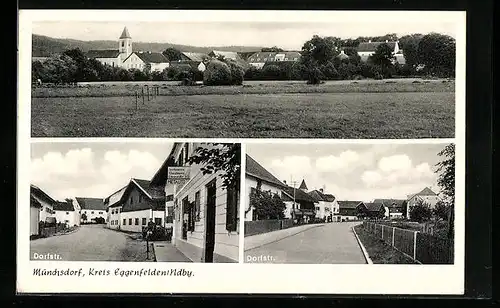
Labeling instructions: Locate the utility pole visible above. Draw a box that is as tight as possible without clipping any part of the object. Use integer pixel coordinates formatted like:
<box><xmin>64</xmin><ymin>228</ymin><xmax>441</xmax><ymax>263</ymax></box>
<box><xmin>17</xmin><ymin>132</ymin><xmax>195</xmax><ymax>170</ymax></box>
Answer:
<box><xmin>290</xmin><ymin>177</ymin><xmax>298</xmax><ymax>225</ymax></box>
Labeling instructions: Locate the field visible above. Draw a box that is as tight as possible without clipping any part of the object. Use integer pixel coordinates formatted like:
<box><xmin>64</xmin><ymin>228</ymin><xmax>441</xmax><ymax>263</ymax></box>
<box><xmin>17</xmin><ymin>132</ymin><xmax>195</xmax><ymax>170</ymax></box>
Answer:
<box><xmin>31</xmin><ymin>79</ymin><xmax>455</xmax><ymax>138</ymax></box>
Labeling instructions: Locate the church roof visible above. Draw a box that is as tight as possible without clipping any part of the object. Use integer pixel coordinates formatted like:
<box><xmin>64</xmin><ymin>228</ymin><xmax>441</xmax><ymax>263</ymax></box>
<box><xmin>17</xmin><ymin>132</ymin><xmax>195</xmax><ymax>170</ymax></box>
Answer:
<box><xmin>120</xmin><ymin>27</ymin><xmax>131</xmax><ymax>39</ymax></box>
<box><xmin>86</xmin><ymin>49</ymin><xmax>120</xmax><ymax>59</ymax></box>
<box><xmin>130</xmin><ymin>51</ymin><xmax>169</xmax><ymax>64</ymax></box>
<box><xmin>299</xmin><ymin>179</ymin><xmax>308</xmax><ymax>190</ymax></box>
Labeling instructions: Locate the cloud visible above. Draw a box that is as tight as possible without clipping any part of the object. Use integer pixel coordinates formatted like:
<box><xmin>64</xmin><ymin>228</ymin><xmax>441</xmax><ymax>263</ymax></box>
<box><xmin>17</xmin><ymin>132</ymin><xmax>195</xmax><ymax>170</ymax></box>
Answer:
<box><xmin>315</xmin><ymin>150</ymin><xmax>361</xmax><ymax>172</ymax></box>
<box><xmin>31</xmin><ymin>148</ymin><xmax>96</xmax><ymax>183</ymax></box>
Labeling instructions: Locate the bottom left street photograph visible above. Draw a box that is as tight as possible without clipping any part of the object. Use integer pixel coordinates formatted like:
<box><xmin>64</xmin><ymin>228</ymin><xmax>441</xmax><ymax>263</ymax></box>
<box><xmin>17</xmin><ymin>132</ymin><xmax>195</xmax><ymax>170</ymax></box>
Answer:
<box><xmin>28</xmin><ymin>141</ymin><xmax>241</xmax><ymax>263</ymax></box>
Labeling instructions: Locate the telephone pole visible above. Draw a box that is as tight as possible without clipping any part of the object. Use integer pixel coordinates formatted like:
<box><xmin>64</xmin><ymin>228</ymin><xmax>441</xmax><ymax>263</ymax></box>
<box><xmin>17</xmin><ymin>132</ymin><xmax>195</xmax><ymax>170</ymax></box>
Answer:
<box><xmin>290</xmin><ymin>177</ymin><xmax>298</xmax><ymax>224</ymax></box>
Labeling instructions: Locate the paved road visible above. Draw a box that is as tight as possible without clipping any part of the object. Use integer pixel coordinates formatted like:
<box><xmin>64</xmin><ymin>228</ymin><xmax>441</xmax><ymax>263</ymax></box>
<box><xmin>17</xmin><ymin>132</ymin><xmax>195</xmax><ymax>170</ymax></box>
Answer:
<box><xmin>245</xmin><ymin>221</ymin><xmax>366</xmax><ymax>264</ymax></box>
<box><xmin>30</xmin><ymin>224</ymin><xmax>151</xmax><ymax>261</ymax></box>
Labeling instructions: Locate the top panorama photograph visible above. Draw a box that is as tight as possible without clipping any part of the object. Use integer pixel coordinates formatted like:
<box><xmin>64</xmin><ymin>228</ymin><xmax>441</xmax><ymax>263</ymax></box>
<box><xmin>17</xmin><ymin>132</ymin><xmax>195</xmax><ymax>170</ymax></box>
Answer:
<box><xmin>31</xmin><ymin>20</ymin><xmax>457</xmax><ymax>138</ymax></box>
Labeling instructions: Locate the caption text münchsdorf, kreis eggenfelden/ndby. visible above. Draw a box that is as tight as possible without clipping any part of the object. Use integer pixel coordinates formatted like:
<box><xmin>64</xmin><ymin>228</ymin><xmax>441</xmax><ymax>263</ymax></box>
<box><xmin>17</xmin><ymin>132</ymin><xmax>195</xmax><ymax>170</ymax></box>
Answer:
<box><xmin>33</xmin><ymin>268</ymin><xmax>193</xmax><ymax>277</ymax></box>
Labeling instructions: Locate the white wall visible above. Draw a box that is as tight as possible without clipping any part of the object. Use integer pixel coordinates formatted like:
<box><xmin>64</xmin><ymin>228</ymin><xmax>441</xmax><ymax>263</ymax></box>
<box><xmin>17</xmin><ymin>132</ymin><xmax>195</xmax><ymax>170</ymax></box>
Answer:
<box><xmin>249</xmin><ymin>62</ymin><xmax>265</xmax><ymax>69</ymax></box>
<box><xmin>120</xmin><ymin>209</ymin><xmax>165</xmax><ymax>233</ymax></box>
<box><xmin>151</xmin><ymin>62</ymin><xmax>169</xmax><ymax>72</ymax></box>
<box><xmin>80</xmin><ymin>208</ymin><xmax>106</xmax><ymax>223</ymax></box>
<box><xmin>407</xmin><ymin>195</ymin><xmax>441</xmax><ymax>218</ymax></box>
<box><xmin>108</xmin><ymin>206</ymin><xmax>122</xmax><ymax>230</ymax></box>
<box><xmin>30</xmin><ymin>206</ymin><xmax>39</xmax><ymax>236</ymax></box>
<box><xmin>245</xmin><ymin>176</ymin><xmax>283</xmax><ymax>221</ymax></box>
<box><xmin>96</xmin><ymin>57</ymin><xmax>120</xmax><ymax>67</ymax></box>
<box><xmin>123</xmin><ymin>53</ymin><xmax>144</xmax><ymax>70</ymax></box>
<box><xmin>55</xmin><ymin>210</ymin><xmax>80</xmax><ymax>227</ymax></box>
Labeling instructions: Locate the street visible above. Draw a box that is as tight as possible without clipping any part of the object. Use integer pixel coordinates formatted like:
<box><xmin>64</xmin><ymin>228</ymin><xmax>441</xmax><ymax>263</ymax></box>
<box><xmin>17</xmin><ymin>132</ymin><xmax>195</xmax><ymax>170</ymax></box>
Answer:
<box><xmin>30</xmin><ymin>224</ymin><xmax>152</xmax><ymax>261</ymax></box>
<box><xmin>245</xmin><ymin>221</ymin><xmax>366</xmax><ymax>264</ymax></box>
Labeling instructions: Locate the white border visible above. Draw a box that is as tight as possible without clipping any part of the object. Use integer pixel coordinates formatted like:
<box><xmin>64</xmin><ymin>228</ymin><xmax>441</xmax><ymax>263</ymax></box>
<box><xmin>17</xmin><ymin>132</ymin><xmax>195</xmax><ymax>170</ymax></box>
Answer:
<box><xmin>18</xmin><ymin>10</ymin><xmax>466</xmax><ymax>295</ymax></box>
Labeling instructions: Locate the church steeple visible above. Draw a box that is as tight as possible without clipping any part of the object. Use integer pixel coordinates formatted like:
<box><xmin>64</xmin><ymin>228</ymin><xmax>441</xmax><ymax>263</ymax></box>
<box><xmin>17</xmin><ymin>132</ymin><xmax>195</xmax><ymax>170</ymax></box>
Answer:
<box><xmin>299</xmin><ymin>179</ymin><xmax>308</xmax><ymax>192</ymax></box>
<box><xmin>118</xmin><ymin>27</ymin><xmax>132</xmax><ymax>63</ymax></box>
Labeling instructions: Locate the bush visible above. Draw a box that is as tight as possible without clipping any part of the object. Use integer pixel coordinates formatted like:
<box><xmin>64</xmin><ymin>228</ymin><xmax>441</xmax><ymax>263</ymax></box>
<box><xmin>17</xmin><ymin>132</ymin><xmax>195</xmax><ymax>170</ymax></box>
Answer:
<box><xmin>409</xmin><ymin>201</ymin><xmax>433</xmax><ymax>223</ymax></box>
<box><xmin>203</xmin><ymin>59</ymin><xmax>232</xmax><ymax>86</ymax></box>
<box><xmin>224</xmin><ymin>59</ymin><xmax>245</xmax><ymax>85</ymax></box>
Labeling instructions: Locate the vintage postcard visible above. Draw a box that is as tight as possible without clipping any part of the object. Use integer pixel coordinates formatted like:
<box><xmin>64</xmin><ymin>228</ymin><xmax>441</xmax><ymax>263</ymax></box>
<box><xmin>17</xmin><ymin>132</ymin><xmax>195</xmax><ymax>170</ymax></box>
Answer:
<box><xmin>17</xmin><ymin>9</ymin><xmax>466</xmax><ymax>295</ymax></box>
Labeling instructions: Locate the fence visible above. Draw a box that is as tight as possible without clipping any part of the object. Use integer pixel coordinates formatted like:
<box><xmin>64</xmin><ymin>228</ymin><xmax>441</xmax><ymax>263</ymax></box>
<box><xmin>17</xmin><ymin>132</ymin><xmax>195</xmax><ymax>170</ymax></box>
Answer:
<box><xmin>39</xmin><ymin>224</ymin><xmax>67</xmax><ymax>238</ymax></box>
<box><xmin>362</xmin><ymin>221</ymin><xmax>453</xmax><ymax>264</ymax></box>
<box><xmin>244</xmin><ymin>219</ymin><xmax>294</xmax><ymax>237</ymax></box>
<box><xmin>133</xmin><ymin>85</ymin><xmax>161</xmax><ymax>110</ymax></box>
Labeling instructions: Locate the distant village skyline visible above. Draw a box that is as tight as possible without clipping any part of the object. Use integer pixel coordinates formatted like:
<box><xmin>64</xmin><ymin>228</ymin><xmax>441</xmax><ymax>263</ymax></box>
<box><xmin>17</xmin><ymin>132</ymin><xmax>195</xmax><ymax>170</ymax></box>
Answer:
<box><xmin>32</xmin><ymin>21</ymin><xmax>457</xmax><ymax>51</ymax></box>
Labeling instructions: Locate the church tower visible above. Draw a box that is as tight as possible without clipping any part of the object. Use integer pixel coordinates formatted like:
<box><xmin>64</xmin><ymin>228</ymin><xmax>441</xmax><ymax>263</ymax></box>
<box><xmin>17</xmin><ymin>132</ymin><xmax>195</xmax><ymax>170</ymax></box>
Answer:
<box><xmin>118</xmin><ymin>27</ymin><xmax>132</xmax><ymax>64</ymax></box>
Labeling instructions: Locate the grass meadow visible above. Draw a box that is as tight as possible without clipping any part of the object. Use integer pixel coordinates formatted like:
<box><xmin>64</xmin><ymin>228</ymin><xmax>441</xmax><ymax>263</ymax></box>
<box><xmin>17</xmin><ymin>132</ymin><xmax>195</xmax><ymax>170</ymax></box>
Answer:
<box><xmin>31</xmin><ymin>79</ymin><xmax>455</xmax><ymax>138</ymax></box>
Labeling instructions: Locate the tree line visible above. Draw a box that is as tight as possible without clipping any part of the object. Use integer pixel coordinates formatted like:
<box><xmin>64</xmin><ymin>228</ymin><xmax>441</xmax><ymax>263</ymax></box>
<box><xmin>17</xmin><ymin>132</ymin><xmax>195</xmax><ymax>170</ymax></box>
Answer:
<box><xmin>32</xmin><ymin>32</ymin><xmax>455</xmax><ymax>85</ymax></box>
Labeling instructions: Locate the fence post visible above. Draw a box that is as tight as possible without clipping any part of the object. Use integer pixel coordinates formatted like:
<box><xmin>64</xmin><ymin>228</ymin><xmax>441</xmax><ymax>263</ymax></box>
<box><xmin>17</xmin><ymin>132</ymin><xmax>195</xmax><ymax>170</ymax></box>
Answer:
<box><xmin>381</xmin><ymin>225</ymin><xmax>384</xmax><ymax>240</ymax></box>
<box><xmin>142</xmin><ymin>88</ymin><xmax>145</xmax><ymax>104</ymax></box>
<box><xmin>147</xmin><ymin>86</ymin><xmax>150</xmax><ymax>101</ymax></box>
<box><xmin>413</xmin><ymin>231</ymin><xmax>418</xmax><ymax>261</ymax></box>
<box><xmin>392</xmin><ymin>227</ymin><xmax>395</xmax><ymax>247</ymax></box>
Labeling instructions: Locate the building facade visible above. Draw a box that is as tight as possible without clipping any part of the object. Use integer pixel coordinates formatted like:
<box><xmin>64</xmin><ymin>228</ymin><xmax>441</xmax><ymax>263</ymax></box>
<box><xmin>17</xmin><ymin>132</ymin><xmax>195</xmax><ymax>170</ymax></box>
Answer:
<box><xmin>30</xmin><ymin>195</ymin><xmax>42</xmax><ymax>236</ymax></box>
<box><xmin>406</xmin><ymin>187</ymin><xmax>442</xmax><ymax>219</ymax></box>
<box><xmin>54</xmin><ymin>200</ymin><xmax>81</xmax><ymax>227</ymax></box>
<box><xmin>247</xmin><ymin>51</ymin><xmax>301</xmax><ymax>69</ymax></box>
<box><xmin>75</xmin><ymin>197</ymin><xmax>107</xmax><ymax>223</ymax></box>
<box><xmin>105</xmin><ymin>185</ymin><xmax>127</xmax><ymax>230</ymax></box>
<box><xmin>338</xmin><ymin>201</ymin><xmax>364</xmax><ymax>221</ymax></box>
<box><xmin>150</xmin><ymin>142</ymin><xmax>240</xmax><ymax>263</ymax></box>
<box><xmin>30</xmin><ymin>184</ymin><xmax>56</xmax><ymax>223</ymax></box>
<box><xmin>356</xmin><ymin>40</ymin><xmax>405</xmax><ymax>64</ymax></box>
<box><xmin>309</xmin><ymin>189</ymin><xmax>339</xmax><ymax>222</ymax></box>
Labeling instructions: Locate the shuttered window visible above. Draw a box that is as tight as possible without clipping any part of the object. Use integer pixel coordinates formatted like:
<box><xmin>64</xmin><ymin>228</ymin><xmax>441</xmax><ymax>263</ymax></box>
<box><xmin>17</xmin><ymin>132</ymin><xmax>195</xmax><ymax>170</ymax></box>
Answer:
<box><xmin>226</xmin><ymin>185</ymin><xmax>239</xmax><ymax>232</ymax></box>
<box><xmin>195</xmin><ymin>191</ymin><xmax>201</xmax><ymax>221</ymax></box>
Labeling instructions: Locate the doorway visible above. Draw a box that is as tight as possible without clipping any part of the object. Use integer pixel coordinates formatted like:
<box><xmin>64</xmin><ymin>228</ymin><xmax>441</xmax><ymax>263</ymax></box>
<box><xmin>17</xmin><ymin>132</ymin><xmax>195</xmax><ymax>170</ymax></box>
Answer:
<box><xmin>204</xmin><ymin>179</ymin><xmax>216</xmax><ymax>263</ymax></box>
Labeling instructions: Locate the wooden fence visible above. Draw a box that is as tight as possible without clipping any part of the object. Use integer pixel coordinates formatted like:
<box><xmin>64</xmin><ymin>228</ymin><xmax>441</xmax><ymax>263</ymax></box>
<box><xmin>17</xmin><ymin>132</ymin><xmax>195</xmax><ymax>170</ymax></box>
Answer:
<box><xmin>362</xmin><ymin>221</ymin><xmax>453</xmax><ymax>264</ymax></box>
<box><xmin>244</xmin><ymin>219</ymin><xmax>294</xmax><ymax>237</ymax></box>
<box><xmin>133</xmin><ymin>85</ymin><xmax>161</xmax><ymax>110</ymax></box>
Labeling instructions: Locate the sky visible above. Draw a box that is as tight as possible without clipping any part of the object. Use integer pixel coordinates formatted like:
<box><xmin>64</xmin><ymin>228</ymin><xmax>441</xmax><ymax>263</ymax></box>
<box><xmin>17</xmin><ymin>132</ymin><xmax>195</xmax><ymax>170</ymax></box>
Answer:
<box><xmin>30</xmin><ymin>142</ymin><xmax>174</xmax><ymax>201</ymax></box>
<box><xmin>246</xmin><ymin>143</ymin><xmax>452</xmax><ymax>202</ymax></box>
<box><xmin>32</xmin><ymin>20</ymin><xmax>457</xmax><ymax>50</ymax></box>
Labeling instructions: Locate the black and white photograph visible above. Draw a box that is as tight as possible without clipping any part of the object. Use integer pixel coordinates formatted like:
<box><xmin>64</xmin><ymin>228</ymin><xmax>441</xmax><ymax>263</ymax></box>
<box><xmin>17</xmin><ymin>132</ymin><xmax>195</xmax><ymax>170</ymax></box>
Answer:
<box><xmin>31</xmin><ymin>18</ymin><xmax>456</xmax><ymax>138</ymax></box>
<box><xmin>244</xmin><ymin>142</ymin><xmax>455</xmax><ymax>264</ymax></box>
<box><xmin>29</xmin><ymin>141</ymin><xmax>241</xmax><ymax>263</ymax></box>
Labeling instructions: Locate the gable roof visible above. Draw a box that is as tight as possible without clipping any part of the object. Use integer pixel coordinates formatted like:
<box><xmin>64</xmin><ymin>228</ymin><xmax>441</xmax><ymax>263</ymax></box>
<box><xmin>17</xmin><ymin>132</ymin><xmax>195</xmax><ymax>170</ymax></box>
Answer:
<box><xmin>363</xmin><ymin>202</ymin><xmax>385</xmax><ymax>212</ymax></box>
<box><xmin>150</xmin><ymin>143</ymin><xmax>182</xmax><ymax>187</ymax></box>
<box><xmin>131</xmin><ymin>178</ymin><xmax>165</xmax><ymax>200</ymax></box>
<box><xmin>245</xmin><ymin>155</ymin><xmax>286</xmax><ymax>188</ymax></box>
<box><xmin>30</xmin><ymin>195</ymin><xmax>42</xmax><ymax>208</ymax></box>
<box><xmin>357</xmin><ymin>41</ymin><xmax>397</xmax><ymax>52</ymax></box>
<box><xmin>299</xmin><ymin>179</ymin><xmax>308</xmax><ymax>190</ymax></box>
<box><xmin>338</xmin><ymin>201</ymin><xmax>363</xmax><ymax>209</ymax></box>
<box><xmin>281</xmin><ymin>186</ymin><xmax>316</xmax><ymax>203</ymax></box>
<box><xmin>30</xmin><ymin>184</ymin><xmax>56</xmax><ymax>205</ymax></box>
<box><xmin>119</xmin><ymin>27</ymin><xmax>131</xmax><ymax>39</ymax></box>
<box><xmin>53</xmin><ymin>201</ymin><xmax>75</xmax><ymax>212</ymax></box>
<box><xmin>209</xmin><ymin>50</ymin><xmax>240</xmax><ymax>60</ymax></box>
<box><xmin>132</xmin><ymin>51</ymin><xmax>169</xmax><ymax>64</ymax></box>
<box><xmin>182</xmin><ymin>52</ymin><xmax>209</xmax><ymax>62</ymax></box>
<box><xmin>373</xmin><ymin>199</ymin><xmax>406</xmax><ymax>208</ymax></box>
<box><xmin>86</xmin><ymin>49</ymin><xmax>120</xmax><ymax>59</ymax></box>
<box><xmin>308</xmin><ymin>190</ymin><xmax>336</xmax><ymax>202</ymax></box>
<box><xmin>75</xmin><ymin>197</ymin><xmax>106</xmax><ymax>211</ymax></box>
<box><xmin>408</xmin><ymin>187</ymin><xmax>439</xmax><ymax>199</ymax></box>
<box><xmin>247</xmin><ymin>51</ymin><xmax>301</xmax><ymax>62</ymax></box>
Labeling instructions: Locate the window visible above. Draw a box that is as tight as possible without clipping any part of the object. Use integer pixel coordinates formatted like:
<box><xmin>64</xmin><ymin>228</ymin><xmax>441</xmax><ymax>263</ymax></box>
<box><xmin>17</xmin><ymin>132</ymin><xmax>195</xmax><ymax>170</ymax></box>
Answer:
<box><xmin>178</xmin><ymin>149</ymin><xmax>184</xmax><ymax>166</ymax></box>
<box><xmin>99</xmin><ymin>212</ymin><xmax>103</xmax><ymax>214</ymax></box>
<box><xmin>129</xmin><ymin>218</ymin><xmax>132</xmax><ymax>225</ymax></box>
<box><xmin>123</xmin><ymin>219</ymin><xmax>126</xmax><ymax>225</ymax></box>
<box><xmin>184</xmin><ymin>144</ymin><xmax>189</xmax><ymax>163</ymax></box>
<box><xmin>193</xmin><ymin>191</ymin><xmax>201</xmax><ymax>221</ymax></box>
<box><xmin>91</xmin><ymin>211</ymin><xmax>94</xmax><ymax>214</ymax></box>
<box><xmin>284</xmin><ymin>58</ymin><xmax>288</xmax><ymax>61</ymax></box>
<box><xmin>155</xmin><ymin>218</ymin><xmax>162</xmax><ymax>226</ymax></box>
<box><xmin>122</xmin><ymin>42</ymin><xmax>124</xmax><ymax>47</ymax></box>
<box><xmin>66</xmin><ymin>212</ymin><xmax>69</xmax><ymax>215</ymax></box>
<box><xmin>142</xmin><ymin>218</ymin><xmax>147</xmax><ymax>225</ymax></box>
<box><xmin>117</xmin><ymin>209</ymin><xmax>120</xmax><ymax>213</ymax></box>
<box><xmin>166</xmin><ymin>194</ymin><xmax>174</xmax><ymax>202</ymax></box>
<box><xmin>226</xmin><ymin>185</ymin><xmax>239</xmax><ymax>232</ymax></box>
<box><xmin>130</xmin><ymin>197</ymin><xmax>133</xmax><ymax>204</ymax></box>
<box><xmin>315</xmin><ymin>207</ymin><xmax>320</xmax><ymax>211</ymax></box>
<box><xmin>135</xmin><ymin>218</ymin><xmax>139</xmax><ymax>225</ymax></box>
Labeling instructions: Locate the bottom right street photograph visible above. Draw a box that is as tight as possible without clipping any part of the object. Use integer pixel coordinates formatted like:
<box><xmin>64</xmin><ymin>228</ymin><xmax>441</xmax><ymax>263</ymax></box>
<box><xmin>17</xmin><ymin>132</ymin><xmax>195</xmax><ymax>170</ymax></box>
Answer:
<box><xmin>244</xmin><ymin>142</ymin><xmax>455</xmax><ymax>265</ymax></box>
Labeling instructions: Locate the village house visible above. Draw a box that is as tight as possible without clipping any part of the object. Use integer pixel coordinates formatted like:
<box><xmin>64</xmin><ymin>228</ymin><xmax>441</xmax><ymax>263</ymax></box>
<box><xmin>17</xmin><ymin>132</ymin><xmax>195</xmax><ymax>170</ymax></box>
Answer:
<box><xmin>179</xmin><ymin>52</ymin><xmax>210</xmax><ymax>72</ymax></box>
<box><xmin>406</xmin><ymin>187</ymin><xmax>442</xmax><ymax>219</ymax></box>
<box><xmin>208</xmin><ymin>50</ymin><xmax>249</xmax><ymax>68</ymax></box>
<box><xmin>122</xmin><ymin>51</ymin><xmax>170</xmax><ymax>72</ymax></box>
<box><xmin>245</xmin><ymin>154</ymin><xmax>287</xmax><ymax>221</ymax></box>
<box><xmin>54</xmin><ymin>200</ymin><xmax>81</xmax><ymax>227</ymax></box>
<box><xmin>246</xmin><ymin>51</ymin><xmax>301</xmax><ymax>69</ymax></box>
<box><xmin>86</xmin><ymin>27</ymin><xmax>133</xmax><ymax>68</ymax></box>
<box><xmin>75</xmin><ymin>197</ymin><xmax>107</xmax><ymax>224</ymax></box>
<box><xmin>358</xmin><ymin>202</ymin><xmax>389</xmax><ymax>219</ymax></box>
<box><xmin>308</xmin><ymin>188</ymin><xmax>340</xmax><ymax>222</ymax></box>
<box><xmin>30</xmin><ymin>184</ymin><xmax>56</xmax><ymax>224</ymax></box>
<box><xmin>338</xmin><ymin>201</ymin><xmax>364</xmax><ymax>221</ymax></box>
<box><xmin>104</xmin><ymin>185</ymin><xmax>127</xmax><ymax>230</ymax></box>
<box><xmin>373</xmin><ymin>199</ymin><xmax>407</xmax><ymax>219</ymax></box>
<box><xmin>356</xmin><ymin>40</ymin><xmax>406</xmax><ymax>64</ymax></box>
<box><xmin>281</xmin><ymin>180</ymin><xmax>317</xmax><ymax>223</ymax></box>
<box><xmin>150</xmin><ymin>142</ymin><xmax>240</xmax><ymax>263</ymax></box>
<box><xmin>30</xmin><ymin>195</ymin><xmax>42</xmax><ymax>236</ymax></box>
<box><xmin>117</xmin><ymin>178</ymin><xmax>165</xmax><ymax>233</ymax></box>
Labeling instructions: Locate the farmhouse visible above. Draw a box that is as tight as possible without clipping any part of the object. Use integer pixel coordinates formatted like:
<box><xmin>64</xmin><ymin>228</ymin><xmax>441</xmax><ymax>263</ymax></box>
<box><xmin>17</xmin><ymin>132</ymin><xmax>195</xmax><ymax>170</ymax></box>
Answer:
<box><xmin>358</xmin><ymin>202</ymin><xmax>389</xmax><ymax>219</ymax></box>
<box><xmin>30</xmin><ymin>184</ymin><xmax>56</xmax><ymax>224</ymax></box>
<box><xmin>247</xmin><ymin>51</ymin><xmax>301</xmax><ymax>69</ymax></box>
<box><xmin>308</xmin><ymin>189</ymin><xmax>339</xmax><ymax>222</ymax></box>
<box><xmin>54</xmin><ymin>200</ymin><xmax>81</xmax><ymax>227</ymax></box>
<box><xmin>373</xmin><ymin>199</ymin><xmax>407</xmax><ymax>219</ymax></box>
<box><xmin>406</xmin><ymin>187</ymin><xmax>442</xmax><ymax>219</ymax></box>
<box><xmin>104</xmin><ymin>185</ymin><xmax>127</xmax><ymax>230</ymax></box>
<box><xmin>86</xmin><ymin>27</ymin><xmax>133</xmax><ymax>68</ymax></box>
<box><xmin>208</xmin><ymin>50</ymin><xmax>248</xmax><ymax>68</ymax></box>
<box><xmin>338</xmin><ymin>201</ymin><xmax>364</xmax><ymax>221</ymax></box>
<box><xmin>118</xmin><ymin>178</ymin><xmax>165</xmax><ymax>233</ymax></box>
<box><xmin>75</xmin><ymin>197</ymin><xmax>106</xmax><ymax>224</ymax></box>
<box><xmin>122</xmin><ymin>51</ymin><xmax>170</xmax><ymax>72</ymax></box>
<box><xmin>150</xmin><ymin>142</ymin><xmax>239</xmax><ymax>263</ymax></box>
<box><xmin>179</xmin><ymin>52</ymin><xmax>210</xmax><ymax>72</ymax></box>
<box><xmin>245</xmin><ymin>154</ymin><xmax>287</xmax><ymax>221</ymax></box>
<box><xmin>357</xmin><ymin>40</ymin><xmax>406</xmax><ymax>64</ymax></box>
<box><xmin>281</xmin><ymin>180</ymin><xmax>317</xmax><ymax>223</ymax></box>
<box><xmin>30</xmin><ymin>195</ymin><xmax>42</xmax><ymax>236</ymax></box>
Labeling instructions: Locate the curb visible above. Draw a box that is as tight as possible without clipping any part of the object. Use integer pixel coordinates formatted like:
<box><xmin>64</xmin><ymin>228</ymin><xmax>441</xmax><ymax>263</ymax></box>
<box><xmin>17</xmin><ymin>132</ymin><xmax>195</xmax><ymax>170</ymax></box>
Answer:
<box><xmin>245</xmin><ymin>223</ymin><xmax>325</xmax><ymax>252</ymax></box>
<box><xmin>352</xmin><ymin>226</ymin><xmax>373</xmax><ymax>265</ymax></box>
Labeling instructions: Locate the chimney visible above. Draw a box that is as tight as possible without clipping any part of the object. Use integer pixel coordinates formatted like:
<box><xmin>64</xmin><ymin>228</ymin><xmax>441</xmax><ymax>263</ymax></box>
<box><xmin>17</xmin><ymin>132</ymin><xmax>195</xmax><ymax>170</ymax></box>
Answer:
<box><xmin>283</xmin><ymin>180</ymin><xmax>287</xmax><ymax>185</ymax></box>
<box><xmin>319</xmin><ymin>188</ymin><xmax>324</xmax><ymax>193</ymax></box>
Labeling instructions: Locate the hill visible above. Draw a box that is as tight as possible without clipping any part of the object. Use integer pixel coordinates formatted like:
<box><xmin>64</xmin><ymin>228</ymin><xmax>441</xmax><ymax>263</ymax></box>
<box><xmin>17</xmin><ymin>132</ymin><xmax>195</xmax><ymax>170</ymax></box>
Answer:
<box><xmin>32</xmin><ymin>34</ymin><xmax>264</xmax><ymax>57</ymax></box>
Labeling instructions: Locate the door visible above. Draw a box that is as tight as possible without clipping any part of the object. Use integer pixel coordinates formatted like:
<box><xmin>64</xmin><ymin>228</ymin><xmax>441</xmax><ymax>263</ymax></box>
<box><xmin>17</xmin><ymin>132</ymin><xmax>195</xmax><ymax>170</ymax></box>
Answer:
<box><xmin>204</xmin><ymin>180</ymin><xmax>217</xmax><ymax>263</ymax></box>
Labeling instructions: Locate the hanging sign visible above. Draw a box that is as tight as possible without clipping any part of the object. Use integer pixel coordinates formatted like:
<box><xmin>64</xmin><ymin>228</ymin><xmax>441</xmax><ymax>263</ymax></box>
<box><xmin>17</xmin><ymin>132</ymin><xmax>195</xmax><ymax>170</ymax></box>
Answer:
<box><xmin>167</xmin><ymin>167</ymin><xmax>190</xmax><ymax>184</ymax></box>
